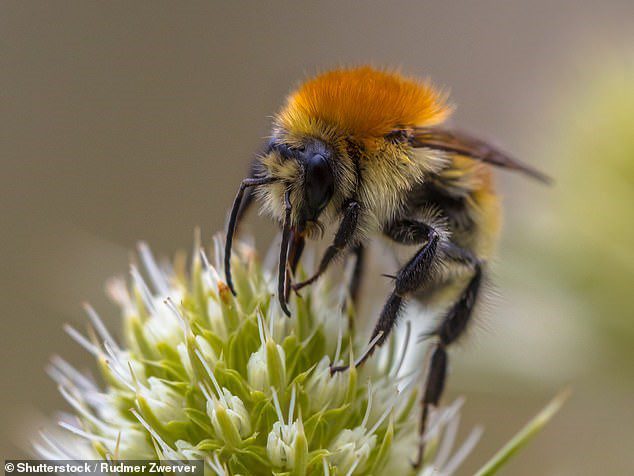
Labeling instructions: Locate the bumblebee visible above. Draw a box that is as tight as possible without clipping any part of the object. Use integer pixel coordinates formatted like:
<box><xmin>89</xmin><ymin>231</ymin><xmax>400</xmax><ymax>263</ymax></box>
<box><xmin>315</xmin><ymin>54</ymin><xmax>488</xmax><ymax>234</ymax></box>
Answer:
<box><xmin>224</xmin><ymin>66</ymin><xmax>549</xmax><ymax>465</ymax></box>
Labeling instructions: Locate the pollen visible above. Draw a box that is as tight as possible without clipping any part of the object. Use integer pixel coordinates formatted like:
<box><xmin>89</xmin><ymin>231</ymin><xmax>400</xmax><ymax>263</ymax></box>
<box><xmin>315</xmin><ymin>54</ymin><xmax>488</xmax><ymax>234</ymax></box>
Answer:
<box><xmin>279</xmin><ymin>66</ymin><xmax>452</xmax><ymax>139</ymax></box>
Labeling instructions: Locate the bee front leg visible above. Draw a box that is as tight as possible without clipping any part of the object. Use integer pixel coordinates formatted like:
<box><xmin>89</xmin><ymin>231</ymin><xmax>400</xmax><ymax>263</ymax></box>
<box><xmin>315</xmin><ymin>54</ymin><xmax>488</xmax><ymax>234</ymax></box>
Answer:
<box><xmin>283</xmin><ymin>230</ymin><xmax>306</xmax><ymax>302</ymax></box>
<box><xmin>224</xmin><ymin>172</ymin><xmax>276</xmax><ymax>296</ymax></box>
<box><xmin>292</xmin><ymin>201</ymin><xmax>360</xmax><ymax>291</ymax></box>
<box><xmin>224</xmin><ymin>158</ymin><xmax>271</xmax><ymax>295</ymax></box>
<box><xmin>234</xmin><ymin>158</ymin><xmax>264</xmax><ymax>231</ymax></box>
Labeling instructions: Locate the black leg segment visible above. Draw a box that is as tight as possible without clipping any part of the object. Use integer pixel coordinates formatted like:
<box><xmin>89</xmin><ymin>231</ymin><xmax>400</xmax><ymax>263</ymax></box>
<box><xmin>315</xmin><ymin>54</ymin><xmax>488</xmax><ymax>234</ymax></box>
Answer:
<box><xmin>348</xmin><ymin>244</ymin><xmax>365</xmax><ymax>307</ymax></box>
<box><xmin>414</xmin><ymin>263</ymin><xmax>483</xmax><ymax>468</ymax></box>
<box><xmin>360</xmin><ymin>227</ymin><xmax>439</xmax><ymax>364</ymax></box>
<box><xmin>277</xmin><ymin>190</ymin><xmax>293</xmax><ymax>316</ymax></box>
<box><xmin>423</xmin><ymin>345</ymin><xmax>448</xmax><ymax>406</ymax></box>
<box><xmin>436</xmin><ymin>264</ymin><xmax>482</xmax><ymax>346</ymax></box>
<box><xmin>384</xmin><ymin>218</ymin><xmax>436</xmax><ymax>245</ymax></box>
<box><xmin>333</xmin><ymin>219</ymin><xmax>439</xmax><ymax>372</ymax></box>
<box><xmin>413</xmin><ymin>344</ymin><xmax>448</xmax><ymax>468</ymax></box>
<box><xmin>293</xmin><ymin>201</ymin><xmax>360</xmax><ymax>291</ymax></box>
<box><xmin>224</xmin><ymin>176</ymin><xmax>275</xmax><ymax>295</ymax></box>
<box><xmin>284</xmin><ymin>230</ymin><xmax>306</xmax><ymax>302</ymax></box>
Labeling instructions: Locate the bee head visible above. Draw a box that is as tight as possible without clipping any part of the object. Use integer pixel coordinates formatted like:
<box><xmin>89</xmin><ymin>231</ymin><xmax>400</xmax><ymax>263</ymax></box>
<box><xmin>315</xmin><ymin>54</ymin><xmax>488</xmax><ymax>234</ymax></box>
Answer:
<box><xmin>257</xmin><ymin>135</ymin><xmax>354</xmax><ymax>238</ymax></box>
<box><xmin>229</xmin><ymin>131</ymin><xmax>357</xmax><ymax>315</ymax></box>
<box><xmin>296</xmin><ymin>140</ymin><xmax>335</xmax><ymax>222</ymax></box>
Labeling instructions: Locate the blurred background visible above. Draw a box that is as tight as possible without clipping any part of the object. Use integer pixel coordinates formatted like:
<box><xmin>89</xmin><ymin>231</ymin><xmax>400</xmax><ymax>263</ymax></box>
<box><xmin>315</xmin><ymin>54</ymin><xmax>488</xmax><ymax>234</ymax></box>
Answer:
<box><xmin>1</xmin><ymin>1</ymin><xmax>633</xmax><ymax>474</ymax></box>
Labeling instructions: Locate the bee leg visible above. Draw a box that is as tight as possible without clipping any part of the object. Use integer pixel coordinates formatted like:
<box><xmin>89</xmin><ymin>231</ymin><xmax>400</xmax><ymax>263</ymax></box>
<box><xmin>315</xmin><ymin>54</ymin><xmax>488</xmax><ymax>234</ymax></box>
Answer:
<box><xmin>235</xmin><ymin>182</ymin><xmax>255</xmax><ymax>226</ymax></box>
<box><xmin>342</xmin><ymin>244</ymin><xmax>365</xmax><ymax>330</ymax></box>
<box><xmin>348</xmin><ymin>244</ymin><xmax>365</xmax><ymax>307</ymax></box>
<box><xmin>414</xmin><ymin>261</ymin><xmax>482</xmax><ymax>468</ymax></box>
<box><xmin>292</xmin><ymin>201</ymin><xmax>360</xmax><ymax>291</ymax></box>
<box><xmin>331</xmin><ymin>220</ymin><xmax>439</xmax><ymax>373</ymax></box>
<box><xmin>224</xmin><ymin>174</ymin><xmax>275</xmax><ymax>295</ymax></box>
<box><xmin>235</xmin><ymin>158</ymin><xmax>264</xmax><ymax>230</ymax></box>
<box><xmin>224</xmin><ymin>158</ymin><xmax>270</xmax><ymax>295</ymax></box>
<box><xmin>285</xmin><ymin>231</ymin><xmax>305</xmax><ymax>301</ymax></box>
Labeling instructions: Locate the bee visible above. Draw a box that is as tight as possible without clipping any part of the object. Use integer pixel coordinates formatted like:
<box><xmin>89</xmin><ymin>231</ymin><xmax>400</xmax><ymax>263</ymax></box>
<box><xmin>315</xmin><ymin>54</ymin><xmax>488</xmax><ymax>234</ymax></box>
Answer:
<box><xmin>224</xmin><ymin>66</ymin><xmax>549</xmax><ymax>466</ymax></box>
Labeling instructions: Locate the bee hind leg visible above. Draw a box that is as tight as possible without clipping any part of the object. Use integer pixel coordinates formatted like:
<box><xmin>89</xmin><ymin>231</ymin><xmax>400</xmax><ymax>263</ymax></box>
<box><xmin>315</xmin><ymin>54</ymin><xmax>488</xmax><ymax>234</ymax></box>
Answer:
<box><xmin>413</xmin><ymin>260</ymin><xmax>483</xmax><ymax>468</ymax></box>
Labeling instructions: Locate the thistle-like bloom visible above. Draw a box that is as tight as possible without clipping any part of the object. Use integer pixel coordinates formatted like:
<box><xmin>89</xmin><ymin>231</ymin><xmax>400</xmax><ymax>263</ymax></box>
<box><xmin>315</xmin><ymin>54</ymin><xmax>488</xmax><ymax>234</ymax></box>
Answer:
<box><xmin>35</xmin><ymin>236</ymin><xmax>483</xmax><ymax>475</ymax></box>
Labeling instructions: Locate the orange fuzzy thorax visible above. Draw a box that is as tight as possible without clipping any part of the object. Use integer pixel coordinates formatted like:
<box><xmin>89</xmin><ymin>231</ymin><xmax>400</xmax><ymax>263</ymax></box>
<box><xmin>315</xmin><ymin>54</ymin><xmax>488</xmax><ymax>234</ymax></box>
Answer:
<box><xmin>278</xmin><ymin>67</ymin><xmax>452</xmax><ymax>140</ymax></box>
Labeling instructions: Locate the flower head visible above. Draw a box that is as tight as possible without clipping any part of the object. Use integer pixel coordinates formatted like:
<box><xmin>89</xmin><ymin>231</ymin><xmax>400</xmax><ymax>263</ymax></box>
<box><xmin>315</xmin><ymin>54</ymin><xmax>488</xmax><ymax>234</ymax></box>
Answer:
<box><xmin>35</xmin><ymin>235</ymin><xmax>482</xmax><ymax>475</ymax></box>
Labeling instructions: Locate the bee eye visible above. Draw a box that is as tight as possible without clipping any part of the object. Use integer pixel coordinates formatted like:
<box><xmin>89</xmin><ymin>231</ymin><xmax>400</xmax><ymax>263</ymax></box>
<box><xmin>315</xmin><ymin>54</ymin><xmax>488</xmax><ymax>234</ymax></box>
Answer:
<box><xmin>304</xmin><ymin>154</ymin><xmax>334</xmax><ymax>218</ymax></box>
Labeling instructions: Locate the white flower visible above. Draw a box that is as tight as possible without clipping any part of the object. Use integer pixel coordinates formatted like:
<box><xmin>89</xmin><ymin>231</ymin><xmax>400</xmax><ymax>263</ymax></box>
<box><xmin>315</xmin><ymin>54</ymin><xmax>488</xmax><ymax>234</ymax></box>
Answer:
<box><xmin>329</xmin><ymin>426</ymin><xmax>377</xmax><ymax>474</ymax></box>
<box><xmin>267</xmin><ymin>420</ymin><xmax>303</xmax><ymax>468</ymax></box>
<box><xmin>304</xmin><ymin>357</ymin><xmax>348</xmax><ymax>412</ymax></box>
<box><xmin>265</xmin><ymin>387</ymin><xmax>306</xmax><ymax>470</ymax></box>
<box><xmin>246</xmin><ymin>346</ymin><xmax>268</xmax><ymax>392</ymax></box>
<box><xmin>33</xmin><ymin>236</ymin><xmax>483</xmax><ymax>475</ymax></box>
<box><xmin>208</xmin><ymin>395</ymin><xmax>251</xmax><ymax>445</ymax></box>
<box><xmin>138</xmin><ymin>377</ymin><xmax>187</xmax><ymax>422</ymax></box>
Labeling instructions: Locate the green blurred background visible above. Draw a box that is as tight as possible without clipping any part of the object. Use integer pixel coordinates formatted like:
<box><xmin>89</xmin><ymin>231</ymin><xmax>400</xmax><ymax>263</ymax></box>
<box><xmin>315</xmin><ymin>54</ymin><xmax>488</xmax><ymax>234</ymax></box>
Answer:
<box><xmin>1</xmin><ymin>1</ymin><xmax>633</xmax><ymax>474</ymax></box>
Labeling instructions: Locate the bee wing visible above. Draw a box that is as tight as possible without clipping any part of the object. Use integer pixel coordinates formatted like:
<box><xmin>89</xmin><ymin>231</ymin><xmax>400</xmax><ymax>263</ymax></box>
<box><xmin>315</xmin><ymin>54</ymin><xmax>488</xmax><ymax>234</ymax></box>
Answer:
<box><xmin>411</xmin><ymin>127</ymin><xmax>552</xmax><ymax>184</ymax></box>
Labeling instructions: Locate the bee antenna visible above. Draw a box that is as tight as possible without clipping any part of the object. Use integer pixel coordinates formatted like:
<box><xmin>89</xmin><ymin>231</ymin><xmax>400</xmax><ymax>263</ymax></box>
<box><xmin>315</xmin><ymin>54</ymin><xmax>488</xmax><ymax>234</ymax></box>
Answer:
<box><xmin>224</xmin><ymin>176</ymin><xmax>275</xmax><ymax>295</ymax></box>
<box><xmin>278</xmin><ymin>189</ymin><xmax>293</xmax><ymax>317</ymax></box>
